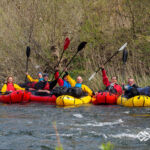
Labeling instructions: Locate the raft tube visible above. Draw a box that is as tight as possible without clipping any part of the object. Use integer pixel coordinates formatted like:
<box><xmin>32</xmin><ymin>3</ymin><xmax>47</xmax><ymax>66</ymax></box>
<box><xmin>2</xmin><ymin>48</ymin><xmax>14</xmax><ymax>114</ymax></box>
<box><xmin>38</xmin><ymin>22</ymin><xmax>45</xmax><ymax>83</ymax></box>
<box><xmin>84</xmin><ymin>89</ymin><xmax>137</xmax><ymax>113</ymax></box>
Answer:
<box><xmin>117</xmin><ymin>95</ymin><xmax>150</xmax><ymax>107</ymax></box>
<box><xmin>92</xmin><ymin>92</ymin><xmax>119</xmax><ymax>105</ymax></box>
<box><xmin>0</xmin><ymin>90</ymin><xmax>31</xmax><ymax>104</ymax></box>
<box><xmin>30</xmin><ymin>94</ymin><xmax>56</xmax><ymax>104</ymax></box>
<box><xmin>56</xmin><ymin>95</ymin><xmax>92</xmax><ymax>106</ymax></box>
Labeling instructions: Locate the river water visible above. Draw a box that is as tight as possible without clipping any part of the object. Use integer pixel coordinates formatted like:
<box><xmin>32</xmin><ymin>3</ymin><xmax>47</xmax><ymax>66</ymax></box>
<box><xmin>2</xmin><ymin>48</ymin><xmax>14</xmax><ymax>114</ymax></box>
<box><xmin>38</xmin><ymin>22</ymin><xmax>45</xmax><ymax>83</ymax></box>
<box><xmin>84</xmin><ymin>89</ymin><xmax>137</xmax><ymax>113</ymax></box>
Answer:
<box><xmin>0</xmin><ymin>103</ymin><xmax>150</xmax><ymax>150</ymax></box>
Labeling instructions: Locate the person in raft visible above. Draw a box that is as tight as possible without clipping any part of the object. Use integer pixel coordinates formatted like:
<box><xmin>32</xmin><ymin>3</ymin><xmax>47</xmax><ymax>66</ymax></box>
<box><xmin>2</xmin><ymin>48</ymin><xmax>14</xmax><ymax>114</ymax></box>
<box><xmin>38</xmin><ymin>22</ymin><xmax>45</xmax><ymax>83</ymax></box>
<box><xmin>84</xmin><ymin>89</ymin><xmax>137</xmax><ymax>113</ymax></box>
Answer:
<box><xmin>122</xmin><ymin>78</ymin><xmax>139</xmax><ymax>98</ymax></box>
<box><xmin>26</xmin><ymin>72</ymin><xmax>44</xmax><ymax>82</ymax></box>
<box><xmin>54</xmin><ymin>68</ymin><xmax>71</xmax><ymax>88</ymax></box>
<box><xmin>65</xmin><ymin>72</ymin><xmax>94</xmax><ymax>96</ymax></box>
<box><xmin>34</xmin><ymin>73</ymin><xmax>57</xmax><ymax>95</ymax></box>
<box><xmin>101</xmin><ymin>66</ymin><xmax>122</xmax><ymax>95</ymax></box>
<box><xmin>1</xmin><ymin>76</ymin><xmax>25</xmax><ymax>93</ymax></box>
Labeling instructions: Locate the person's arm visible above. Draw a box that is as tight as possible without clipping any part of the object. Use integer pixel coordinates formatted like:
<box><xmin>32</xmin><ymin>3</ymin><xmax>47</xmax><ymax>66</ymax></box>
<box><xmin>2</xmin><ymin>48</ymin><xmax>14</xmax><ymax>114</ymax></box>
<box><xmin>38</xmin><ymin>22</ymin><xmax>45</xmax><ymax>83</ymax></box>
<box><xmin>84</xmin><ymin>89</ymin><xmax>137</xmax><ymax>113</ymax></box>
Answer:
<box><xmin>81</xmin><ymin>84</ymin><xmax>94</xmax><ymax>96</ymax></box>
<box><xmin>14</xmin><ymin>84</ymin><xmax>25</xmax><ymax>91</ymax></box>
<box><xmin>66</xmin><ymin>74</ymin><xmax>76</xmax><ymax>87</ymax></box>
<box><xmin>101</xmin><ymin>68</ymin><xmax>110</xmax><ymax>87</ymax></box>
<box><xmin>27</xmin><ymin>74</ymin><xmax>39</xmax><ymax>82</ymax></box>
<box><xmin>1</xmin><ymin>84</ymin><xmax>7</xmax><ymax>93</ymax></box>
<box><xmin>54</xmin><ymin>71</ymin><xmax>64</xmax><ymax>86</ymax></box>
<box><xmin>50</xmin><ymin>80</ymin><xmax>57</xmax><ymax>90</ymax></box>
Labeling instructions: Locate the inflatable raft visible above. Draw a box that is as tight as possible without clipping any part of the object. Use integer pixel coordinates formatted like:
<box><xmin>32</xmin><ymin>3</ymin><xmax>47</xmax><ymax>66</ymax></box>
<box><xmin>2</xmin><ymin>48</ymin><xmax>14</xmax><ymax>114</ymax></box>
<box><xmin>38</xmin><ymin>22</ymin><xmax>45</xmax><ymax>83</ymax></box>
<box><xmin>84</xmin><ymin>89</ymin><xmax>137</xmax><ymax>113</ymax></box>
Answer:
<box><xmin>0</xmin><ymin>91</ymin><xmax>56</xmax><ymax>104</ymax></box>
<box><xmin>117</xmin><ymin>95</ymin><xmax>150</xmax><ymax>107</ymax></box>
<box><xmin>0</xmin><ymin>90</ymin><xmax>30</xmax><ymax>104</ymax></box>
<box><xmin>92</xmin><ymin>92</ymin><xmax>119</xmax><ymax>105</ymax></box>
<box><xmin>56</xmin><ymin>95</ymin><xmax>92</xmax><ymax>106</ymax></box>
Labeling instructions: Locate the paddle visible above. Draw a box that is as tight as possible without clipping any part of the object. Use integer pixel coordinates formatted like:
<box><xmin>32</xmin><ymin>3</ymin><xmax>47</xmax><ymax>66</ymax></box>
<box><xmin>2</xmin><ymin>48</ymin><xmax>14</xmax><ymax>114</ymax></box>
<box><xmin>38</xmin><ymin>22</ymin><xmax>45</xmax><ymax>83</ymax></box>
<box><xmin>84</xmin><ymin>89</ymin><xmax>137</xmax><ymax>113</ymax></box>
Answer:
<box><xmin>89</xmin><ymin>42</ymin><xmax>127</xmax><ymax>81</ymax></box>
<box><xmin>25</xmin><ymin>46</ymin><xmax>31</xmax><ymax>82</ymax></box>
<box><xmin>122</xmin><ymin>48</ymin><xmax>128</xmax><ymax>81</ymax></box>
<box><xmin>59</xmin><ymin>41</ymin><xmax>87</xmax><ymax>78</ymax></box>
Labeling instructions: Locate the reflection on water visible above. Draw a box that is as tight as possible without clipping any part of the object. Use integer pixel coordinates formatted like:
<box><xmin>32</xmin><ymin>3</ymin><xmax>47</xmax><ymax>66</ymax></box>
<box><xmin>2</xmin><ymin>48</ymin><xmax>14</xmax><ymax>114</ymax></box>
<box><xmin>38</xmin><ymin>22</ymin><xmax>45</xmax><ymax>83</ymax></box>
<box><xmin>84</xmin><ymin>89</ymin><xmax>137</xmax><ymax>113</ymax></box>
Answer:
<box><xmin>0</xmin><ymin>103</ymin><xmax>150</xmax><ymax>150</ymax></box>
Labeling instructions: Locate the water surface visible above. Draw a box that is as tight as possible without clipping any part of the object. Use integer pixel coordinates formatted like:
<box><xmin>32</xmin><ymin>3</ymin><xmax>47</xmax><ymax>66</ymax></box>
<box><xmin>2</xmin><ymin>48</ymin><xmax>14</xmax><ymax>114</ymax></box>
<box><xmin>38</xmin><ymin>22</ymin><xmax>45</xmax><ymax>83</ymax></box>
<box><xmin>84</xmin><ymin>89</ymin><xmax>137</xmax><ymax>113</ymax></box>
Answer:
<box><xmin>0</xmin><ymin>103</ymin><xmax>150</xmax><ymax>150</ymax></box>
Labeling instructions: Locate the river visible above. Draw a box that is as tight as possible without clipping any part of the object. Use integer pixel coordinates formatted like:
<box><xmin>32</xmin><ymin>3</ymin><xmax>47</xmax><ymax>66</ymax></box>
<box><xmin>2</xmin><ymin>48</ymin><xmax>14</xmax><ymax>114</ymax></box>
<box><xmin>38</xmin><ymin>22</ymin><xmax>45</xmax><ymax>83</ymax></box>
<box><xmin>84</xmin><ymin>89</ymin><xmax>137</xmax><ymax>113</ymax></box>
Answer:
<box><xmin>0</xmin><ymin>103</ymin><xmax>150</xmax><ymax>150</ymax></box>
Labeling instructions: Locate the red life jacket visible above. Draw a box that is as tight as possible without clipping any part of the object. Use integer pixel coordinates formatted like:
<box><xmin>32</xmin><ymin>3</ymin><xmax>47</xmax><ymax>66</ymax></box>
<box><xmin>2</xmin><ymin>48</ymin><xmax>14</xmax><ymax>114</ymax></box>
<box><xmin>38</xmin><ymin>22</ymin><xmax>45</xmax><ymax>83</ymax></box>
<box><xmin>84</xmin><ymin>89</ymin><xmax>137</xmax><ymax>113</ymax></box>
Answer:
<box><xmin>43</xmin><ymin>82</ymin><xmax>50</xmax><ymax>90</ymax></box>
<box><xmin>6</xmin><ymin>83</ymin><xmax>15</xmax><ymax>92</ymax></box>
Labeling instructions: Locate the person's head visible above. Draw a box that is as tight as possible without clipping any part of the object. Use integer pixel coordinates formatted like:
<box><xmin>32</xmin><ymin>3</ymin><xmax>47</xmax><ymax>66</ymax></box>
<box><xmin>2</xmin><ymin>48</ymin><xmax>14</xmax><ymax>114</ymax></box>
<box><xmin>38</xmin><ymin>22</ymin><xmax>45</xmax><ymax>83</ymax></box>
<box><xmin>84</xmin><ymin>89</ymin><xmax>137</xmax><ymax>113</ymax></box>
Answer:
<box><xmin>128</xmin><ymin>78</ymin><xmax>134</xmax><ymax>86</ymax></box>
<box><xmin>43</xmin><ymin>73</ymin><xmax>49</xmax><ymax>81</ymax></box>
<box><xmin>38</xmin><ymin>72</ymin><xmax>43</xmax><ymax>79</ymax></box>
<box><xmin>7</xmin><ymin>76</ymin><xmax>14</xmax><ymax>83</ymax></box>
<box><xmin>111</xmin><ymin>76</ymin><xmax>117</xmax><ymax>84</ymax></box>
<box><xmin>62</xmin><ymin>74</ymin><xmax>68</xmax><ymax>81</ymax></box>
<box><xmin>76</xmin><ymin>76</ymin><xmax>83</xmax><ymax>83</ymax></box>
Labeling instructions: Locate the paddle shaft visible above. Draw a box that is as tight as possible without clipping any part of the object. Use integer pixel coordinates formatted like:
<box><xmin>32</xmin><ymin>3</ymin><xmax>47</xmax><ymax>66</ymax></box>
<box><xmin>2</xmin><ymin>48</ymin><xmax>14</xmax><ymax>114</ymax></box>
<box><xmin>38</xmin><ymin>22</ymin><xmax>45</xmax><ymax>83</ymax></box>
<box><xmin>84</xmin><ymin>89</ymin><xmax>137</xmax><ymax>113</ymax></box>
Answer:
<box><xmin>96</xmin><ymin>50</ymin><xmax>119</xmax><ymax>73</ymax></box>
<box><xmin>25</xmin><ymin>57</ymin><xmax>29</xmax><ymax>82</ymax></box>
<box><xmin>59</xmin><ymin>51</ymin><xmax>78</xmax><ymax>78</ymax></box>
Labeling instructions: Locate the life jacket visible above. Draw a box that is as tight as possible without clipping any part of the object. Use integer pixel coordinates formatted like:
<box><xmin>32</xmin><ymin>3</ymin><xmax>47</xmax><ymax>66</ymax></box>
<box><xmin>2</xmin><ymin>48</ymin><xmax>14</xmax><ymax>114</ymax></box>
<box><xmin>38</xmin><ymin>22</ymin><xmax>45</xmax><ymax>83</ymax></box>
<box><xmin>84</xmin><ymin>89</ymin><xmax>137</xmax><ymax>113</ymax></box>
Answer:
<box><xmin>43</xmin><ymin>82</ymin><xmax>50</xmax><ymax>90</ymax></box>
<box><xmin>6</xmin><ymin>83</ymin><xmax>15</xmax><ymax>92</ymax></box>
<box><xmin>39</xmin><ymin>78</ymin><xmax>44</xmax><ymax>82</ymax></box>
<box><xmin>63</xmin><ymin>80</ymin><xmax>71</xmax><ymax>88</ymax></box>
<box><xmin>106</xmin><ymin>83</ymin><xmax>122</xmax><ymax>94</ymax></box>
<box><xmin>75</xmin><ymin>83</ymin><xmax>82</xmax><ymax>88</ymax></box>
<box><xmin>124</xmin><ymin>84</ymin><xmax>133</xmax><ymax>91</ymax></box>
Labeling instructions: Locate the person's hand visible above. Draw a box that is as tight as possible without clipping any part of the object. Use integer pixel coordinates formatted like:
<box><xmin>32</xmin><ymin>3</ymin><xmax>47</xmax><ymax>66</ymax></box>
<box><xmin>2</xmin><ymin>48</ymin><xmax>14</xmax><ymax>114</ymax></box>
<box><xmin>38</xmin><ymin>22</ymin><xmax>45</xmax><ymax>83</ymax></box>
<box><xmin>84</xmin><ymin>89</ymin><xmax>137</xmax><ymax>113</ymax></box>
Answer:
<box><xmin>95</xmin><ymin>92</ymin><xmax>99</xmax><ymax>96</ymax></box>
<box><xmin>29</xmin><ymin>88</ymin><xmax>35</xmax><ymax>91</ymax></box>
<box><xmin>101</xmin><ymin>65</ymin><xmax>104</xmax><ymax>70</ymax></box>
<box><xmin>46</xmin><ymin>90</ymin><xmax>50</xmax><ymax>94</ymax></box>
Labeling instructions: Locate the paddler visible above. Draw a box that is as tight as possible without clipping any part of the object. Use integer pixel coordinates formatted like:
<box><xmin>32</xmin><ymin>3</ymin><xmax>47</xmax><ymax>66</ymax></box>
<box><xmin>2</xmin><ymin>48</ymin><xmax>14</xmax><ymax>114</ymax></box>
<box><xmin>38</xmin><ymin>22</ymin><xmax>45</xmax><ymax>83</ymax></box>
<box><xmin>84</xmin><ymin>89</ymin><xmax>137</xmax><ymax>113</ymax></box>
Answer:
<box><xmin>34</xmin><ymin>73</ymin><xmax>57</xmax><ymax>94</ymax></box>
<box><xmin>65</xmin><ymin>72</ymin><xmax>94</xmax><ymax>96</ymax></box>
<box><xmin>1</xmin><ymin>76</ymin><xmax>25</xmax><ymax>93</ymax></box>
<box><xmin>122</xmin><ymin>78</ymin><xmax>139</xmax><ymax>98</ymax></box>
<box><xmin>101</xmin><ymin>65</ymin><xmax>122</xmax><ymax>95</ymax></box>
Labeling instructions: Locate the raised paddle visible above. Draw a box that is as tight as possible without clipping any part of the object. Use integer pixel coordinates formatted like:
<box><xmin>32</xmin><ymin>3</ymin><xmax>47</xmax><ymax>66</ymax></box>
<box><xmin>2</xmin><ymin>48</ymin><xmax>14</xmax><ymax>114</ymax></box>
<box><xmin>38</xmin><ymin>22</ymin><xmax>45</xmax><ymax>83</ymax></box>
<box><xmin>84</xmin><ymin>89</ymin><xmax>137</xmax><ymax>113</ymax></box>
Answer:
<box><xmin>89</xmin><ymin>42</ymin><xmax>127</xmax><ymax>81</ymax></box>
<box><xmin>25</xmin><ymin>46</ymin><xmax>31</xmax><ymax>82</ymax></box>
<box><xmin>52</xmin><ymin>38</ymin><xmax>70</xmax><ymax>80</ymax></box>
<box><xmin>122</xmin><ymin>48</ymin><xmax>128</xmax><ymax>81</ymax></box>
<box><xmin>59</xmin><ymin>41</ymin><xmax>87</xmax><ymax>78</ymax></box>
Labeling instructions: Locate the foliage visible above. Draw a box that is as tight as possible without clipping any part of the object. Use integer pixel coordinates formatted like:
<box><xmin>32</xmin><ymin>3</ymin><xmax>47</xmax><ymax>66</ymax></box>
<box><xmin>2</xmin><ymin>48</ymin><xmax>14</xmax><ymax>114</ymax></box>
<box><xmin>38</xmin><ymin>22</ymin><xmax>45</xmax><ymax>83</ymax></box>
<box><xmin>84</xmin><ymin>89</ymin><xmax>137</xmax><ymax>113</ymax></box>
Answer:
<box><xmin>0</xmin><ymin>0</ymin><xmax>150</xmax><ymax>90</ymax></box>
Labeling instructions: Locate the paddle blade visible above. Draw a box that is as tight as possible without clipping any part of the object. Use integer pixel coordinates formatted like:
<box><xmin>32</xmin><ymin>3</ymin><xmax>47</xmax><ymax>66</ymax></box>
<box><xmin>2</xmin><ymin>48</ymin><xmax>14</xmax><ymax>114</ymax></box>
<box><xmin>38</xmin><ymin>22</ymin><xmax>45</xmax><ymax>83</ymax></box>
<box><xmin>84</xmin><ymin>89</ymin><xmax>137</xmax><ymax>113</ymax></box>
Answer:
<box><xmin>89</xmin><ymin>72</ymin><xmax>96</xmax><ymax>81</ymax></box>
<box><xmin>119</xmin><ymin>42</ymin><xmax>127</xmax><ymax>51</ymax></box>
<box><xmin>122</xmin><ymin>48</ymin><xmax>128</xmax><ymax>63</ymax></box>
<box><xmin>26</xmin><ymin>46</ymin><xmax>31</xmax><ymax>57</ymax></box>
<box><xmin>64</xmin><ymin>37</ymin><xmax>70</xmax><ymax>50</ymax></box>
<box><xmin>77</xmin><ymin>41</ymin><xmax>87</xmax><ymax>52</ymax></box>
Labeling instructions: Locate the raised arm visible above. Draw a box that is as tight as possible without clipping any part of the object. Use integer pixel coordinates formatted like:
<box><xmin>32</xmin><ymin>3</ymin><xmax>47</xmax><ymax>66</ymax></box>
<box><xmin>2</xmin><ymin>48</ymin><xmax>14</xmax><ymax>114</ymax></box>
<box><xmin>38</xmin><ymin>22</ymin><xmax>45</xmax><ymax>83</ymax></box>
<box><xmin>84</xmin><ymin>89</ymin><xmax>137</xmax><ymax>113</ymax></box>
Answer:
<box><xmin>66</xmin><ymin>75</ymin><xmax>76</xmax><ymax>87</ymax></box>
<box><xmin>27</xmin><ymin>74</ymin><xmax>39</xmax><ymax>82</ymax></box>
<box><xmin>102</xmin><ymin>68</ymin><xmax>110</xmax><ymax>87</ymax></box>
<box><xmin>54</xmin><ymin>71</ymin><xmax>64</xmax><ymax>86</ymax></box>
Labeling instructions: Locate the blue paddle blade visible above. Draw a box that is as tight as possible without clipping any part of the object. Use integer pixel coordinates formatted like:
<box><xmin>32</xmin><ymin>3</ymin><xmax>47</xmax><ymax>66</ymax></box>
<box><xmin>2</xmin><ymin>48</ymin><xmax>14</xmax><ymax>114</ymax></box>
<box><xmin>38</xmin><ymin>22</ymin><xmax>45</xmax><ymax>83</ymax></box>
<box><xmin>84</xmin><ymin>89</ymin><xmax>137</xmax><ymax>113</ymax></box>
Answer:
<box><xmin>26</xmin><ymin>46</ymin><xmax>31</xmax><ymax>58</ymax></box>
<box><xmin>77</xmin><ymin>42</ymin><xmax>87</xmax><ymax>51</ymax></box>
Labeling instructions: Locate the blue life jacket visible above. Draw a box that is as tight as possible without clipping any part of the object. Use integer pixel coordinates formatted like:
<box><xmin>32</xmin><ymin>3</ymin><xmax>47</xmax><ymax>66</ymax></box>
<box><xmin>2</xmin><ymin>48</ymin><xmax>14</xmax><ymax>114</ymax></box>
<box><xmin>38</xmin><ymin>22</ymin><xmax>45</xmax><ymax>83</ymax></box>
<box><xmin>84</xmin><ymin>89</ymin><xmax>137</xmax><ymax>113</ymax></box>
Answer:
<box><xmin>39</xmin><ymin>78</ymin><xmax>44</xmax><ymax>82</ymax></box>
<box><xmin>124</xmin><ymin>84</ymin><xmax>133</xmax><ymax>91</ymax></box>
<box><xmin>63</xmin><ymin>80</ymin><xmax>71</xmax><ymax>88</ymax></box>
<box><xmin>75</xmin><ymin>83</ymin><xmax>82</xmax><ymax>88</ymax></box>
